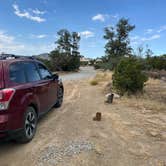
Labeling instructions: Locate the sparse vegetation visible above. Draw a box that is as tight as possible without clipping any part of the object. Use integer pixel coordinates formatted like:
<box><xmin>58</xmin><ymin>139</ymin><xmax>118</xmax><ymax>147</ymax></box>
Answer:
<box><xmin>90</xmin><ymin>80</ymin><xmax>98</xmax><ymax>86</ymax></box>
<box><xmin>95</xmin><ymin>18</ymin><xmax>135</xmax><ymax>70</ymax></box>
<box><xmin>112</xmin><ymin>57</ymin><xmax>148</xmax><ymax>95</ymax></box>
<box><xmin>94</xmin><ymin>62</ymin><xmax>114</xmax><ymax>70</ymax></box>
<box><xmin>135</xmin><ymin>47</ymin><xmax>166</xmax><ymax>71</ymax></box>
<box><xmin>146</xmin><ymin>54</ymin><xmax>166</xmax><ymax>70</ymax></box>
<box><xmin>36</xmin><ymin>29</ymin><xmax>81</xmax><ymax>72</ymax></box>
<box><xmin>49</xmin><ymin>29</ymin><xmax>81</xmax><ymax>71</ymax></box>
<box><xmin>90</xmin><ymin>72</ymin><xmax>112</xmax><ymax>86</ymax></box>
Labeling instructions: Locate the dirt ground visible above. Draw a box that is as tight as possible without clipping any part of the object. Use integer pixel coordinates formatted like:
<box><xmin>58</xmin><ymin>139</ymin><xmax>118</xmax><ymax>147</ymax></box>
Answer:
<box><xmin>0</xmin><ymin>73</ymin><xmax>166</xmax><ymax>166</ymax></box>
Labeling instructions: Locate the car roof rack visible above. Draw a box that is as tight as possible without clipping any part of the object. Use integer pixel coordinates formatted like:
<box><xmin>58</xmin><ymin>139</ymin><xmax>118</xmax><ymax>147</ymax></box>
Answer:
<box><xmin>0</xmin><ymin>54</ymin><xmax>36</xmax><ymax>60</ymax></box>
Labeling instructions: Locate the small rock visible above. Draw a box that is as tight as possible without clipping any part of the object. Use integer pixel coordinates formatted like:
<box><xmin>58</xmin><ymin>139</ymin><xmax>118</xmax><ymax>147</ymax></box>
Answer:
<box><xmin>149</xmin><ymin>131</ymin><xmax>159</xmax><ymax>137</ymax></box>
<box><xmin>113</xmin><ymin>93</ymin><xmax>120</xmax><ymax>99</ymax></box>
<box><xmin>161</xmin><ymin>132</ymin><xmax>166</xmax><ymax>140</ymax></box>
<box><xmin>161</xmin><ymin>77</ymin><xmax>166</xmax><ymax>81</ymax></box>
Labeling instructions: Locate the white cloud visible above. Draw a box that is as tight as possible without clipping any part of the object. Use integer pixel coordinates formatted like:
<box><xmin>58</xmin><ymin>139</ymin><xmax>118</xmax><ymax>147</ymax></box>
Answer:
<box><xmin>111</xmin><ymin>14</ymin><xmax>119</xmax><ymax>19</ymax></box>
<box><xmin>144</xmin><ymin>26</ymin><xmax>166</xmax><ymax>34</ymax></box>
<box><xmin>92</xmin><ymin>14</ymin><xmax>107</xmax><ymax>22</ymax></box>
<box><xmin>31</xmin><ymin>34</ymin><xmax>47</xmax><ymax>39</ymax></box>
<box><xmin>32</xmin><ymin>9</ymin><xmax>46</xmax><ymax>15</ymax></box>
<box><xmin>141</xmin><ymin>34</ymin><xmax>160</xmax><ymax>41</ymax></box>
<box><xmin>80</xmin><ymin>31</ymin><xmax>94</xmax><ymax>38</ymax></box>
<box><xmin>92</xmin><ymin>13</ymin><xmax>118</xmax><ymax>22</ymax></box>
<box><xmin>0</xmin><ymin>31</ymin><xmax>25</xmax><ymax>54</ymax></box>
<box><xmin>13</xmin><ymin>3</ymin><xmax>46</xmax><ymax>23</ymax></box>
<box><xmin>0</xmin><ymin>30</ymin><xmax>54</xmax><ymax>55</ymax></box>
<box><xmin>145</xmin><ymin>29</ymin><xmax>153</xmax><ymax>34</ymax></box>
<box><xmin>0</xmin><ymin>31</ymin><xmax>15</xmax><ymax>43</ymax></box>
<box><xmin>131</xmin><ymin>34</ymin><xmax>161</xmax><ymax>46</ymax></box>
<box><xmin>157</xmin><ymin>25</ymin><xmax>166</xmax><ymax>33</ymax></box>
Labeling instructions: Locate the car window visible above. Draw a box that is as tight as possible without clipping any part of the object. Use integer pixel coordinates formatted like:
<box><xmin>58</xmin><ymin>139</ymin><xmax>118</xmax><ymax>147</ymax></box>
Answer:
<box><xmin>37</xmin><ymin>63</ymin><xmax>52</xmax><ymax>80</ymax></box>
<box><xmin>24</xmin><ymin>62</ymin><xmax>41</xmax><ymax>82</ymax></box>
<box><xmin>9</xmin><ymin>62</ymin><xmax>26</xmax><ymax>83</ymax></box>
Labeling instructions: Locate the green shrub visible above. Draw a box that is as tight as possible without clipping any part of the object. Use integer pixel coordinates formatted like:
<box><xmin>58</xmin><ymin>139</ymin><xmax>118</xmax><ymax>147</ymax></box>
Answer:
<box><xmin>136</xmin><ymin>55</ymin><xmax>166</xmax><ymax>71</ymax></box>
<box><xmin>94</xmin><ymin>62</ymin><xmax>114</xmax><ymax>70</ymax></box>
<box><xmin>49</xmin><ymin>50</ymin><xmax>80</xmax><ymax>71</ymax></box>
<box><xmin>147</xmin><ymin>55</ymin><xmax>166</xmax><ymax>70</ymax></box>
<box><xmin>94</xmin><ymin>57</ymin><xmax>123</xmax><ymax>70</ymax></box>
<box><xmin>80</xmin><ymin>61</ymin><xmax>89</xmax><ymax>66</ymax></box>
<box><xmin>90</xmin><ymin>80</ymin><xmax>98</xmax><ymax>86</ymax></box>
<box><xmin>112</xmin><ymin>57</ymin><xmax>148</xmax><ymax>95</ymax></box>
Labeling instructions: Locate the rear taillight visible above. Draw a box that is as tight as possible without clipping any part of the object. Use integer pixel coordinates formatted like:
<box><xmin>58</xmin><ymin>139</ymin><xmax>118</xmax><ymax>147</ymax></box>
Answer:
<box><xmin>0</xmin><ymin>88</ymin><xmax>15</xmax><ymax>110</ymax></box>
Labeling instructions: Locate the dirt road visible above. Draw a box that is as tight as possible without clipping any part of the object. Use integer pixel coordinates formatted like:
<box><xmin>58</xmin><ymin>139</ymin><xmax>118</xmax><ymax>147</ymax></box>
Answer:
<box><xmin>0</xmin><ymin>68</ymin><xmax>166</xmax><ymax>166</ymax></box>
<box><xmin>60</xmin><ymin>66</ymin><xmax>96</xmax><ymax>81</ymax></box>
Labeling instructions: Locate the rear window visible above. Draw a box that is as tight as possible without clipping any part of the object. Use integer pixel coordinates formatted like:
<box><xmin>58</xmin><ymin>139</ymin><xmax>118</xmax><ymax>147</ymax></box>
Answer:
<box><xmin>9</xmin><ymin>62</ymin><xmax>26</xmax><ymax>84</ymax></box>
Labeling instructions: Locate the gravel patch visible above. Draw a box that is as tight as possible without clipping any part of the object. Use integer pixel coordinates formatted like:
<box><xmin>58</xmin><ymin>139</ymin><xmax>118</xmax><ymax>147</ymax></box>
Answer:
<box><xmin>38</xmin><ymin>140</ymin><xmax>94</xmax><ymax>166</ymax></box>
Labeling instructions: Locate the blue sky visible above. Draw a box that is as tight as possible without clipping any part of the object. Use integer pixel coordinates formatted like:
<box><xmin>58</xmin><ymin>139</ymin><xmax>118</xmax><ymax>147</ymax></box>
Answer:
<box><xmin>0</xmin><ymin>0</ymin><xmax>166</xmax><ymax>58</ymax></box>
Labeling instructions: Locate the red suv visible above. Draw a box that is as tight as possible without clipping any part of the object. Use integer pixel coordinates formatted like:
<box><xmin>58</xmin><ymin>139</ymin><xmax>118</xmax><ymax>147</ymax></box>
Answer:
<box><xmin>0</xmin><ymin>54</ymin><xmax>64</xmax><ymax>143</ymax></box>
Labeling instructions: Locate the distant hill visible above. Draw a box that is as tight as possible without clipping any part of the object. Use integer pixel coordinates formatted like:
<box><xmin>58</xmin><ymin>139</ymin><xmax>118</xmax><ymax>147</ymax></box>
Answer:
<box><xmin>35</xmin><ymin>53</ymin><xmax>50</xmax><ymax>60</ymax></box>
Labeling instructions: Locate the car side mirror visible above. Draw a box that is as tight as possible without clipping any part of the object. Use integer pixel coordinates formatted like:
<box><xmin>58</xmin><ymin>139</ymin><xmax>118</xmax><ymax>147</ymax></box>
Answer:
<box><xmin>52</xmin><ymin>73</ymin><xmax>59</xmax><ymax>80</ymax></box>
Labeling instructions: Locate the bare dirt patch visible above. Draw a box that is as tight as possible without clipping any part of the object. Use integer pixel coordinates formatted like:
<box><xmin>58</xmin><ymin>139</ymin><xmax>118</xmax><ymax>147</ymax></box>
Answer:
<box><xmin>0</xmin><ymin>72</ymin><xmax>165</xmax><ymax>166</ymax></box>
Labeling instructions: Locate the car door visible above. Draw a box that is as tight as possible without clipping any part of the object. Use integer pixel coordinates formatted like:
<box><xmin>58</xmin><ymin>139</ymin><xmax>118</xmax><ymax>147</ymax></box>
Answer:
<box><xmin>23</xmin><ymin>61</ymin><xmax>50</xmax><ymax>113</ymax></box>
<box><xmin>36</xmin><ymin>62</ymin><xmax>58</xmax><ymax>108</ymax></box>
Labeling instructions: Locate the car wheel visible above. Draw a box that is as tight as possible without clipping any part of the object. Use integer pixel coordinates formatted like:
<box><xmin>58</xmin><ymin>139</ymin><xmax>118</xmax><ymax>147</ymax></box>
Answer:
<box><xmin>55</xmin><ymin>87</ymin><xmax>63</xmax><ymax>108</ymax></box>
<box><xmin>17</xmin><ymin>107</ymin><xmax>37</xmax><ymax>143</ymax></box>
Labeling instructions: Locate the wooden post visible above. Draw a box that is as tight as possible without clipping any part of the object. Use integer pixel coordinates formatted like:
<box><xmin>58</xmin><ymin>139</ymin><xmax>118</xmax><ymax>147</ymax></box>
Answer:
<box><xmin>93</xmin><ymin>112</ymin><xmax>102</xmax><ymax>121</ymax></box>
<box><xmin>105</xmin><ymin>93</ymin><xmax>114</xmax><ymax>104</ymax></box>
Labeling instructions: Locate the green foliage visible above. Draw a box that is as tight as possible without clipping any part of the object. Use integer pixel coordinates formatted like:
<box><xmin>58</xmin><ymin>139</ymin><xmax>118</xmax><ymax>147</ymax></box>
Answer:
<box><xmin>90</xmin><ymin>80</ymin><xmax>98</xmax><ymax>86</ymax></box>
<box><xmin>80</xmin><ymin>61</ymin><xmax>89</xmax><ymax>66</ymax></box>
<box><xmin>103</xmin><ymin>18</ymin><xmax>135</xmax><ymax>68</ymax></box>
<box><xmin>94</xmin><ymin>62</ymin><xmax>114</xmax><ymax>70</ymax></box>
<box><xmin>133</xmin><ymin>46</ymin><xmax>166</xmax><ymax>71</ymax></box>
<box><xmin>112</xmin><ymin>57</ymin><xmax>148</xmax><ymax>95</ymax></box>
<box><xmin>94</xmin><ymin>57</ymin><xmax>123</xmax><ymax>71</ymax></box>
<box><xmin>50</xmin><ymin>50</ymin><xmax>80</xmax><ymax>71</ymax></box>
<box><xmin>50</xmin><ymin>29</ymin><xmax>81</xmax><ymax>71</ymax></box>
<box><xmin>146</xmin><ymin>55</ymin><xmax>166</xmax><ymax>70</ymax></box>
<box><xmin>135</xmin><ymin>54</ymin><xmax>166</xmax><ymax>71</ymax></box>
<box><xmin>56</xmin><ymin>29</ymin><xmax>72</xmax><ymax>55</ymax></box>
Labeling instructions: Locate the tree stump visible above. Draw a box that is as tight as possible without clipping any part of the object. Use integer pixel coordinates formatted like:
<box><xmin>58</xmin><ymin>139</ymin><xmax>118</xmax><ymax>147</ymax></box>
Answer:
<box><xmin>93</xmin><ymin>112</ymin><xmax>102</xmax><ymax>121</ymax></box>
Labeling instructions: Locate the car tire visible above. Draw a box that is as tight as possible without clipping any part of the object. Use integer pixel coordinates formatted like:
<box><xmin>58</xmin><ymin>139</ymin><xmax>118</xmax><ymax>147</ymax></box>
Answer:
<box><xmin>54</xmin><ymin>87</ymin><xmax>63</xmax><ymax>108</ymax></box>
<box><xmin>16</xmin><ymin>106</ymin><xmax>37</xmax><ymax>143</ymax></box>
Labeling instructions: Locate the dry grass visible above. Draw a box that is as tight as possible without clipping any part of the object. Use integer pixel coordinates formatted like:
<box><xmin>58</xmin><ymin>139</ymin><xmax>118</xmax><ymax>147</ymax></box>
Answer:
<box><xmin>90</xmin><ymin>80</ymin><xmax>98</xmax><ymax>86</ymax></box>
<box><xmin>89</xmin><ymin>71</ymin><xmax>113</xmax><ymax>86</ymax></box>
<box><xmin>121</xmin><ymin>96</ymin><xmax>166</xmax><ymax>113</ymax></box>
<box><xmin>95</xmin><ymin>71</ymin><xmax>113</xmax><ymax>82</ymax></box>
<box><xmin>144</xmin><ymin>70</ymin><xmax>166</xmax><ymax>79</ymax></box>
<box><xmin>94</xmin><ymin>71</ymin><xmax>166</xmax><ymax>113</ymax></box>
<box><xmin>115</xmin><ymin>78</ymin><xmax>166</xmax><ymax>113</ymax></box>
<box><xmin>144</xmin><ymin>78</ymin><xmax>166</xmax><ymax>103</ymax></box>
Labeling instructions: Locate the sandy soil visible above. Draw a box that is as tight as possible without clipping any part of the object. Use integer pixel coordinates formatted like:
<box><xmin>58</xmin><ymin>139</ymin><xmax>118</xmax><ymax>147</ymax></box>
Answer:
<box><xmin>0</xmin><ymin>73</ymin><xmax>165</xmax><ymax>166</ymax></box>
